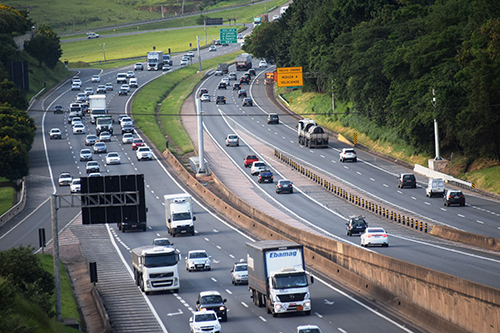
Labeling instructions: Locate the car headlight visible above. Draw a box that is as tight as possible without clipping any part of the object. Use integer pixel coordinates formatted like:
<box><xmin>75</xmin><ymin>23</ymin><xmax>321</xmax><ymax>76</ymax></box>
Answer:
<box><xmin>219</xmin><ymin>306</ymin><xmax>225</xmax><ymax>311</ymax></box>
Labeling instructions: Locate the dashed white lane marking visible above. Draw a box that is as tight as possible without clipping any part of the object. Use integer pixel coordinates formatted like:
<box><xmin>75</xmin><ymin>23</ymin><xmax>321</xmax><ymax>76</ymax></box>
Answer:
<box><xmin>370</xmin><ymin>178</ymin><xmax>375</xmax><ymax>181</ymax></box>
<box><xmin>477</xmin><ymin>220</ymin><xmax>484</xmax><ymax>224</ymax></box>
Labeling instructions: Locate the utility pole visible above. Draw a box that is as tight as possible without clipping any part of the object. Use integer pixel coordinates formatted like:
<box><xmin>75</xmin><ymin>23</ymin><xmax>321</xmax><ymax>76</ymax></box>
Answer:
<box><xmin>331</xmin><ymin>80</ymin><xmax>335</xmax><ymax>113</ymax></box>
<box><xmin>197</xmin><ymin>99</ymin><xmax>206</xmax><ymax>173</ymax></box>
<box><xmin>181</xmin><ymin>0</ymin><xmax>185</xmax><ymax>15</ymax></box>
<box><xmin>431</xmin><ymin>89</ymin><xmax>442</xmax><ymax>160</ymax></box>
<box><xmin>197</xmin><ymin>36</ymin><xmax>202</xmax><ymax>72</ymax></box>
<box><xmin>51</xmin><ymin>195</ymin><xmax>62</xmax><ymax>321</ymax></box>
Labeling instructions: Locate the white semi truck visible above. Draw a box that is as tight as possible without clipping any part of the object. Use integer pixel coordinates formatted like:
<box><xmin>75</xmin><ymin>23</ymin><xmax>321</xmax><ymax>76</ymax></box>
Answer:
<box><xmin>132</xmin><ymin>245</ymin><xmax>181</xmax><ymax>294</ymax></box>
<box><xmin>247</xmin><ymin>240</ymin><xmax>313</xmax><ymax>317</ymax></box>
<box><xmin>297</xmin><ymin>118</ymin><xmax>329</xmax><ymax>148</ymax></box>
<box><xmin>164</xmin><ymin>194</ymin><xmax>196</xmax><ymax>236</ymax></box>
<box><xmin>147</xmin><ymin>51</ymin><xmax>164</xmax><ymax>71</ymax></box>
<box><xmin>89</xmin><ymin>95</ymin><xmax>107</xmax><ymax>124</ymax></box>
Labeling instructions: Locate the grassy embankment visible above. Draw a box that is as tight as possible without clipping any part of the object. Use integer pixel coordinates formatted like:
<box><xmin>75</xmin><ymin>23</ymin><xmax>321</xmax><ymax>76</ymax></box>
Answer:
<box><xmin>132</xmin><ymin>50</ymin><xmax>242</xmax><ymax>155</ymax></box>
<box><xmin>0</xmin><ymin>177</ymin><xmax>15</xmax><ymax>216</ymax></box>
<box><xmin>278</xmin><ymin>88</ymin><xmax>500</xmax><ymax>195</ymax></box>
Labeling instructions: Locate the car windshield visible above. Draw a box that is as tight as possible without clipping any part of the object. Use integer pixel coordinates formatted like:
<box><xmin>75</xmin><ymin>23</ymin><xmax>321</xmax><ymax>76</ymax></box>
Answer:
<box><xmin>368</xmin><ymin>229</ymin><xmax>385</xmax><ymax>233</ymax></box>
<box><xmin>81</xmin><ymin>150</ymin><xmax>91</xmax><ymax>154</ymax></box>
<box><xmin>247</xmin><ymin>156</ymin><xmax>257</xmax><ymax>160</ymax></box>
<box><xmin>189</xmin><ymin>252</ymin><xmax>207</xmax><ymax>259</ymax></box>
<box><xmin>154</xmin><ymin>239</ymin><xmax>171</xmax><ymax>246</ymax></box>
<box><xmin>299</xmin><ymin>329</ymin><xmax>321</xmax><ymax>333</ymax></box>
<box><xmin>195</xmin><ymin>313</ymin><xmax>216</xmax><ymax>322</ymax></box>
<box><xmin>108</xmin><ymin>153</ymin><xmax>118</xmax><ymax>157</ymax></box>
<box><xmin>255</xmin><ymin>163</ymin><xmax>265</xmax><ymax>167</ymax></box>
<box><xmin>403</xmin><ymin>175</ymin><xmax>414</xmax><ymax>180</ymax></box>
<box><xmin>345</xmin><ymin>149</ymin><xmax>355</xmax><ymax>154</ymax></box>
<box><xmin>73</xmin><ymin>179</ymin><xmax>80</xmax><ymax>185</ymax></box>
<box><xmin>143</xmin><ymin>252</ymin><xmax>178</xmax><ymax>267</ymax></box>
<box><xmin>228</xmin><ymin>135</ymin><xmax>237</xmax><ymax>139</ymax></box>
<box><xmin>88</xmin><ymin>162</ymin><xmax>98</xmax><ymax>166</ymax></box>
<box><xmin>235</xmin><ymin>264</ymin><xmax>247</xmax><ymax>272</ymax></box>
<box><xmin>279</xmin><ymin>180</ymin><xmax>291</xmax><ymax>186</ymax></box>
<box><xmin>201</xmin><ymin>295</ymin><xmax>223</xmax><ymax>304</ymax></box>
<box><xmin>273</xmin><ymin>272</ymin><xmax>308</xmax><ymax>289</ymax></box>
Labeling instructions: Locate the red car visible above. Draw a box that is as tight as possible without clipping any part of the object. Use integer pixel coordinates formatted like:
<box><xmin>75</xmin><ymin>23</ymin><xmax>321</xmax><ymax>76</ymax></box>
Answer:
<box><xmin>132</xmin><ymin>138</ymin><xmax>144</xmax><ymax>150</ymax></box>
<box><xmin>244</xmin><ymin>155</ymin><xmax>258</xmax><ymax>168</ymax></box>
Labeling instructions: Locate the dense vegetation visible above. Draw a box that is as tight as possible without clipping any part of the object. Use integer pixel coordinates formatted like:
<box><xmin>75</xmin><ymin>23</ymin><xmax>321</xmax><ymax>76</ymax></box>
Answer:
<box><xmin>245</xmin><ymin>0</ymin><xmax>500</xmax><ymax>165</ymax></box>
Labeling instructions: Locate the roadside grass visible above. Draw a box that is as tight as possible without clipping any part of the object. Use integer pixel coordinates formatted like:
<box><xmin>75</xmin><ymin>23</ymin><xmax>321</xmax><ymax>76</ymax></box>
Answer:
<box><xmin>38</xmin><ymin>254</ymin><xmax>82</xmax><ymax>331</ymax></box>
<box><xmin>59</xmin><ymin>0</ymin><xmax>286</xmax><ymax>40</ymax></box>
<box><xmin>0</xmin><ymin>183</ymin><xmax>15</xmax><ymax>216</ymax></box>
<box><xmin>62</xmin><ymin>27</ymin><xmax>225</xmax><ymax>64</ymax></box>
<box><xmin>132</xmin><ymin>51</ymin><xmax>242</xmax><ymax>153</ymax></box>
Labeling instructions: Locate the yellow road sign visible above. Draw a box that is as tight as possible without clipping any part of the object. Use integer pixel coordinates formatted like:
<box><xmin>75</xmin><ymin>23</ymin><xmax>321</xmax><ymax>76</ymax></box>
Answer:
<box><xmin>276</xmin><ymin>67</ymin><xmax>303</xmax><ymax>87</ymax></box>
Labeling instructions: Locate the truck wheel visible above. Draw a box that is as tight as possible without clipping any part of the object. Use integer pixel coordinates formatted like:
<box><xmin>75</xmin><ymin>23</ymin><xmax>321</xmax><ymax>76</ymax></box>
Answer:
<box><xmin>140</xmin><ymin>276</ymin><xmax>145</xmax><ymax>292</ymax></box>
<box><xmin>173</xmin><ymin>289</ymin><xmax>179</xmax><ymax>293</ymax></box>
<box><xmin>142</xmin><ymin>226</ymin><xmax>147</xmax><ymax>232</ymax></box>
<box><xmin>134</xmin><ymin>270</ymin><xmax>140</xmax><ymax>286</ymax></box>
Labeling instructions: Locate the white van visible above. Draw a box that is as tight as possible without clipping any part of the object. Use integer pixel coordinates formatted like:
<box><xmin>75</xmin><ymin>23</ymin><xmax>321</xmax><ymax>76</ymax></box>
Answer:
<box><xmin>426</xmin><ymin>178</ymin><xmax>445</xmax><ymax>197</ymax></box>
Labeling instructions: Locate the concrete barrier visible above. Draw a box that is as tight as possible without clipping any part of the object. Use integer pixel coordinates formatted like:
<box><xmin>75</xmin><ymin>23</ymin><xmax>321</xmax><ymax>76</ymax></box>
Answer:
<box><xmin>0</xmin><ymin>178</ymin><xmax>26</xmax><ymax>229</ymax></box>
<box><xmin>431</xmin><ymin>225</ymin><xmax>500</xmax><ymax>252</ymax></box>
<box><xmin>162</xmin><ymin>149</ymin><xmax>500</xmax><ymax>333</ymax></box>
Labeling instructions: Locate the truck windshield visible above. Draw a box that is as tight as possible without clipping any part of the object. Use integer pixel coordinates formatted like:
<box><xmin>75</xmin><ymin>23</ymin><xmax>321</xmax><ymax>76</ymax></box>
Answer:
<box><xmin>96</xmin><ymin>118</ymin><xmax>112</xmax><ymax>125</ymax></box>
<box><xmin>273</xmin><ymin>272</ymin><xmax>308</xmax><ymax>289</ymax></box>
<box><xmin>144</xmin><ymin>252</ymin><xmax>178</xmax><ymax>267</ymax></box>
<box><xmin>92</xmin><ymin>110</ymin><xmax>106</xmax><ymax>115</ymax></box>
<box><xmin>172</xmin><ymin>212</ymin><xmax>191</xmax><ymax>221</ymax></box>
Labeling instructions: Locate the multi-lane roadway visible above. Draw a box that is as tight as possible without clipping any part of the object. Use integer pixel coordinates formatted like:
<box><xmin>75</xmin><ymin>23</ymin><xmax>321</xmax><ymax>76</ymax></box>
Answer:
<box><xmin>0</xmin><ymin>46</ymin><xmax>429</xmax><ymax>332</ymax></box>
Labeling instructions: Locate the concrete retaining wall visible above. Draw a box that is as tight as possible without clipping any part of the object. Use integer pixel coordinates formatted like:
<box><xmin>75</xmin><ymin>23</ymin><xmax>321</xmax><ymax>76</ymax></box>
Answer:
<box><xmin>0</xmin><ymin>178</ymin><xmax>26</xmax><ymax>228</ymax></box>
<box><xmin>431</xmin><ymin>225</ymin><xmax>500</xmax><ymax>252</ymax></box>
<box><xmin>163</xmin><ymin>149</ymin><xmax>500</xmax><ymax>333</ymax></box>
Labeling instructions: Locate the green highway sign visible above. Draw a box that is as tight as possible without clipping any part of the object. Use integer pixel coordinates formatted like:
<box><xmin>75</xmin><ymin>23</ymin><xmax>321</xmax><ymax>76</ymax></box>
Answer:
<box><xmin>220</xmin><ymin>28</ymin><xmax>237</xmax><ymax>44</ymax></box>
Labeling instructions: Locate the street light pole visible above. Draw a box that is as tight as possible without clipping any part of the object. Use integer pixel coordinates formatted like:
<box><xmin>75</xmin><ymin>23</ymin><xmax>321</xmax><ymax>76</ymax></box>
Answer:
<box><xmin>432</xmin><ymin>89</ymin><xmax>442</xmax><ymax>160</ymax></box>
<box><xmin>51</xmin><ymin>194</ymin><xmax>62</xmax><ymax>321</ymax></box>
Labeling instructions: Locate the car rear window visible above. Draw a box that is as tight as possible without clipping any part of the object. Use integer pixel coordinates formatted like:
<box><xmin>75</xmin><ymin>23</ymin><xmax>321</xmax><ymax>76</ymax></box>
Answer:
<box><xmin>369</xmin><ymin>229</ymin><xmax>385</xmax><ymax>233</ymax></box>
<box><xmin>403</xmin><ymin>175</ymin><xmax>415</xmax><ymax>180</ymax></box>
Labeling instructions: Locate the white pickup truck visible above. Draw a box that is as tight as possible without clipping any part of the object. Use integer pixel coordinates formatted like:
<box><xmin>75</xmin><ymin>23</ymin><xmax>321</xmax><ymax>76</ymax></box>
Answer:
<box><xmin>87</xmin><ymin>32</ymin><xmax>99</xmax><ymax>39</ymax></box>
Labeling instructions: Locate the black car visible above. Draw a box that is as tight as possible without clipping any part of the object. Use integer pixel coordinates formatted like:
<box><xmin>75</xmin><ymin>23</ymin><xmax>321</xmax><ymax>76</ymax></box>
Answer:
<box><xmin>443</xmin><ymin>190</ymin><xmax>465</xmax><ymax>207</ymax></box>
<box><xmin>119</xmin><ymin>88</ymin><xmax>128</xmax><ymax>96</ymax></box>
<box><xmin>218</xmin><ymin>82</ymin><xmax>227</xmax><ymax>89</ymax></box>
<box><xmin>196</xmin><ymin>291</ymin><xmax>227</xmax><ymax>322</ymax></box>
<box><xmin>248</xmin><ymin>68</ymin><xmax>256</xmax><ymax>76</ymax></box>
<box><xmin>215</xmin><ymin>96</ymin><xmax>226</xmax><ymax>104</ymax></box>
<box><xmin>267</xmin><ymin>113</ymin><xmax>279</xmax><ymax>124</ymax></box>
<box><xmin>54</xmin><ymin>105</ymin><xmax>64</xmax><ymax>114</ymax></box>
<box><xmin>346</xmin><ymin>216</ymin><xmax>368</xmax><ymax>236</ymax></box>
<box><xmin>242</xmin><ymin>98</ymin><xmax>253</xmax><ymax>106</ymax></box>
<box><xmin>397</xmin><ymin>173</ymin><xmax>417</xmax><ymax>188</ymax></box>
<box><xmin>238</xmin><ymin>90</ymin><xmax>247</xmax><ymax>98</ymax></box>
<box><xmin>233</xmin><ymin>83</ymin><xmax>241</xmax><ymax>90</ymax></box>
<box><xmin>121</xmin><ymin>124</ymin><xmax>134</xmax><ymax>134</ymax></box>
<box><xmin>276</xmin><ymin>179</ymin><xmax>293</xmax><ymax>194</ymax></box>
<box><xmin>240</xmin><ymin>76</ymin><xmax>249</xmax><ymax>84</ymax></box>
<box><xmin>199</xmin><ymin>88</ymin><xmax>208</xmax><ymax>97</ymax></box>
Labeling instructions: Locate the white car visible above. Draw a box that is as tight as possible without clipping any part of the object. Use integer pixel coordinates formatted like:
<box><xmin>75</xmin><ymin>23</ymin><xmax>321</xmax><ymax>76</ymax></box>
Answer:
<box><xmin>105</xmin><ymin>83</ymin><xmax>113</xmax><ymax>91</ymax></box>
<box><xmin>99</xmin><ymin>132</ymin><xmax>112</xmax><ymax>142</ymax></box>
<box><xmin>259</xmin><ymin>60</ymin><xmax>268</xmax><ymax>68</ymax></box>
<box><xmin>71</xmin><ymin>82</ymin><xmax>81</xmax><ymax>90</ymax></box>
<box><xmin>70</xmin><ymin>178</ymin><xmax>81</xmax><ymax>193</ymax></box>
<box><xmin>71</xmin><ymin>117</ymin><xmax>82</xmax><ymax>126</ymax></box>
<box><xmin>152</xmin><ymin>238</ymin><xmax>173</xmax><ymax>247</ymax></box>
<box><xmin>84</xmin><ymin>87</ymin><xmax>93</xmax><ymax>96</ymax></box>
<box><xmin>360</xmin><ymin>227</ymin><xmax>389</xmax><ymax>247</ymax></box>
<box><xmin>120</xmin><ymin>116</ymin><xmax>133</xmax><ymax>127</ymax></box>
<box><xmin>250</xmin><ymin>161</ymin><xmax>266</xmax><ymax>176</ymax></box>
<box><xmin>200</xmin><ymin>94</ymin><xmax>210</xmax><ymax>102</ymax></box>
<box><xmin>225</xmin><ymin>134</ymin><xmax>239</xmax><ymax>147</ymax></box>
<box><xmin>294</xmin><ymin>325</ymin><xmax>322</xmax><ymax>333</ymax></box>
<box><xmin>122</xmin><ymin>133</ymin><xmax>134</xmax><ymax>144</ymax></box>
<box><xmin>58</xmin><ymin>172</ymin><xmax>72</xmax><ymax>186</ymax></box>
<box><xmin>129</xmin><ymin>78</ymin><xmax>138</xmax><ymax>88</ymax></box>
<box><xmin>121</xmin><ymin>84</ymin><xmax>130</xmax><ymax>92</ymax></box>
<box><xmin>180</xmin><ymin>59</ymin><xmax>189</xmax><ymax>67</ymax></box>
<box><xmin>272</xmin><ymin>15</ymin><xmax>280</xmax><ymax>21</ymax></box>
<box><xmin>189</xmin><ymin>310</ymin><xmax>221</xmax><ymax>333</ymax></box>
<box><xmin>91</xmin><ymin>75</ymin><xmax>100</xmax><ymax>83</ymax></box>
<box><xmin>185</xmin><ymin>250</ymin><xmax>211</xmax><ymax>271</ymax></box>
<box><xmin>126</xmin><ymin>71</ymin><xmax>135</xmax><ymax>78</ymax></box>
<box><xmin>105</xmin><ymin>152</ymin><xmax>121</xmax><ymax>165</ymax></box>
<box><xmin>72</xmin><ymin>123</ymin><xmax>86</xmax><ymax>134</ymax></box>
<box><xmin>187</xmin><ymin>51</ymin><xmax>195</xmax><ymax>57</ymax></box>
<box><xmin>49</xmin><ymin>128</ymin><xmax>62</xmax><ymax>139</ymax></box>
<box><xmin>88</xmin><ymin>172</ymin><xmax>102</xmax><ymax>177</ymax></box>
<box><xmin>339</xmin><ymin>148</ymin><xmax>357</xmax><ymax>162</ymax></box>
<box><xmin>221</xmin><ymin>77</ymin><xmax>229</xmax><ymax>84</ymax></box>
<box><xmin>136</xmin><ymin>146</ymin><xmax>153</xmax><ymax>160</ymax></box>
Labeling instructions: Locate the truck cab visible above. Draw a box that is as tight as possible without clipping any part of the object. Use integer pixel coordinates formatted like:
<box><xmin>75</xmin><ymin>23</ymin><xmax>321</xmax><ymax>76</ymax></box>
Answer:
<box><xmin>165</xmin><ymin>194</ymin><xmax>196</xmax><ymax>236</ymax></box>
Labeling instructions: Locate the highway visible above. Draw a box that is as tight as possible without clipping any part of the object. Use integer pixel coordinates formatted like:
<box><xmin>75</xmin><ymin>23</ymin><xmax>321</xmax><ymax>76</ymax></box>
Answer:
<box><xmin>195</xmin><ymin>62</ymin><xmax>500</xmax><ymax>290</ymax></box>
<box><xmin>0</xmin><ymin>46</ymin><xmax>422</xmax><ymax>332</ymax></box>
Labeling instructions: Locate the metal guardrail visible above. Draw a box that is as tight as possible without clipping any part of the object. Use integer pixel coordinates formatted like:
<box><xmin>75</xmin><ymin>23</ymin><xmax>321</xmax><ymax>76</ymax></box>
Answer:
<box><xmin>0</xmin><ymin>178</ymin><xmax>26</xmax><ymax>228</ymax></box>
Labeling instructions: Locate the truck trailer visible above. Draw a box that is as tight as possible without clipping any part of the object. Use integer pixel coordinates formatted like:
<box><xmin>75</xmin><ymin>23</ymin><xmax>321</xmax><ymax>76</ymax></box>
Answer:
<box><xmin>297</xmin><ymin>119</ymin><xmax>329</xmax><ymax>148</ymax></box>
<box><xmin>132</xmin><ymin>245</ymin><xmax>181</xmax><ymax>294</ymax></box>
<box><xmin>247</xmin><ymin>240</ymin><xmax>313</xmax><ymax>317</ymax></box>
<box><xmin>236</xmin><ymin>53</ymin><xmax>253</xmax><ymax>71</ymax></box>
<box><xmin>88</xmin><ymin>95</ymin><xmax>107</xmax><ymax>124</ymax></box>
<box><xmin>164</xmin><ymin>194</ymin><xmax>196</xmax><ymax>236</ymax></box>
<box><xmin>147</xmin><ymin>51</ymin><xmax>164</xmax><ymax>71</ymax></box>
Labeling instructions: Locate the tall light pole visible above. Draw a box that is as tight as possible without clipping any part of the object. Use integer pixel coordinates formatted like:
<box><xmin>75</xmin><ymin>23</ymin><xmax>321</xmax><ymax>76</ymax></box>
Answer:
<box><xmin>101</xmin><ymin>43</ymin><xmax>106</xmax><ymax>62</ymax></box>
<box><xmin>431</xmin><ymin>89</ymin><xmax>442</xmax><ymax>160</ymax></box>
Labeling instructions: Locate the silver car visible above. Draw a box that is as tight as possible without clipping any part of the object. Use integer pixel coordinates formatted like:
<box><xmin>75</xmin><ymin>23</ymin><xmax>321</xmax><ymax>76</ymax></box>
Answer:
<box><xmin>79</xmin><ymin>148</ymin><xmax>93</xmax><ymax>161</ymax></box>
<box><xmin>122</xmin><ymin>133</ymin><xmax>134</xmax><ymax>144</ymax></box>
<box><xmin>70</xmin><ymin>178</ymin><xmax>81</xmax><ymax>193</ymax></box>
<box><xmin>225</xmin><ymin>134</ymin><xmax>239</xmax><ymax>147</ymax></box>
<box><xmin>230</xmin><ymin>261</ymin><xmax>248</xmax><ymax>285</ymax></box>
<box><xmin>93</xmin><ymin>142</ymin><xmax>107</xmax><ymax>154</ymax></box>
<box><xmin>185</xmin><ymin>250</ymin><xmax>211</xmax><ymax>271</ymax></box>
<box><xmin>105</xmin><ymin>152</ymin><xmax>121</xmax><ymax>165</ymax></box>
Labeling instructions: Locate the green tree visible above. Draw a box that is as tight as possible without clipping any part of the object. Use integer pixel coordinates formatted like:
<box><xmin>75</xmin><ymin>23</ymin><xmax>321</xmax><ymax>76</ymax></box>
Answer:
<box><xmin>0</xmin><ymin>136</ymin><xmax>29</xmax><ymax>181</ymax></box>
<box><xmin>0</xmin><ymin>104</ymin><xmax>36</xmax><ymax>150</ymax></box>
<box><xmin>0</xmin><ymin>79</ymin><xmax>28</xmax><ymax>110</ymax></box>
<box><xmin>24</xmin><ymin>25</ymin><xmax>62</xmax><ymax>69</ymax></box>
<box><xmin>0</xmin><ymin>246</ymin><xmax>54</xmax><ymax>317</ymax></box>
